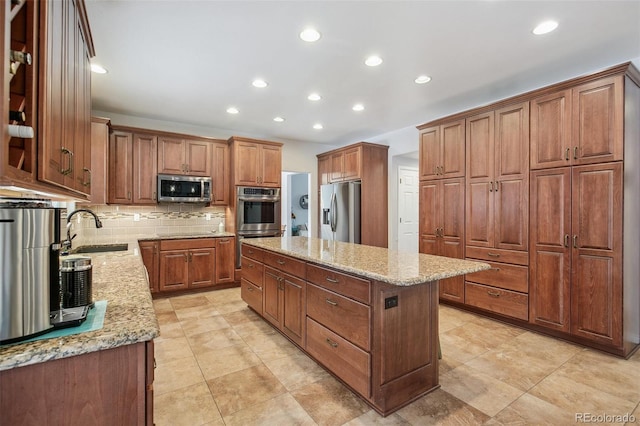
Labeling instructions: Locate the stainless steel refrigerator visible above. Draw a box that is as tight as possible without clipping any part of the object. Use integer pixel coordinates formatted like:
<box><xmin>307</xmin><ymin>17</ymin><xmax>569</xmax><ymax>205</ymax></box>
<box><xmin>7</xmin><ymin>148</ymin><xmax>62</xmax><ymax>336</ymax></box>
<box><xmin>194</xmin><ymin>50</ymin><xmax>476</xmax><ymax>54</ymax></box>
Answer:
<box><xmin>320</xmin><ymin>181</ymin><xmax>361</xmax><ymax>243</ymax></box>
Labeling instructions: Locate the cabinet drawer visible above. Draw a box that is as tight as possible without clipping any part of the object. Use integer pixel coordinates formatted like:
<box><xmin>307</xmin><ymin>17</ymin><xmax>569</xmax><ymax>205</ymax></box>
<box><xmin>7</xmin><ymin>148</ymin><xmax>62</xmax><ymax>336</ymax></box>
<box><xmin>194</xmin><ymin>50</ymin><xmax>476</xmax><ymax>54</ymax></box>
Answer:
<box><xmin>466</xmin><ymin>246</ymin><xmax>528</xmax><ymax>266</ymax></box>
<box><xmin>307</xmin><ymin>284</ymin><xmax>370</xmax><ymax>350</ymax></box>
<box><xmin>241</xmin><ymin>256</ymin><xmax>264</xmax><ymax>287</ymax></box>
<box><xmin>160</xmin><ymin>238</ymin><xmax>215</xmax><ymax>251</ymax></box>
<box><xmin>306</xmin><ymin>318</ymin><xmax>370</xmax><ymax>397</ymax></box>
<box><xmin>465</xmin><ymin>282</ymin><xmax>528</xmax><ymax>321</ymax></box>
<box><xmin>263</xmin><ymin>251</ymin><xmax>306</xmax><ymax>279</ymax></box>
<box><xmin>241</xmin><ymin>278</ymin><xmax>263</xmax><ymax>315</ymax></box>
<box><xmin>465</xmin><ymin>261</ymin><xmax>528</xmax><ymax>293</ymax></box>
<box><xmin>242</xmin><ymin>244</ymin><xmax>264</xmax><ymax>262</ymax></box>
<box><xmin>306</xmin><ymin>264</ymin><xmax>371</xmax><ymax>305</ymax></box>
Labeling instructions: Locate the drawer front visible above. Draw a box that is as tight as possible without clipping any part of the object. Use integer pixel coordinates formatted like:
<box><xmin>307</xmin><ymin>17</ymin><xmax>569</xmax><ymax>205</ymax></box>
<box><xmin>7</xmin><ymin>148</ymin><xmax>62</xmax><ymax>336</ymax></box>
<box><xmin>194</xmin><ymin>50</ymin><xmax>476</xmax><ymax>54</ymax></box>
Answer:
<box><xmin>465</xmin><ymin>261</ymin><xmax>528</xmax><ymax>293</ymax></box>
<box><xmin>306</xmin><ymin>264</ymin><xmax>371</xmax><ymax>304</ymax></box>
<box><xmin>263</xmin><ymin>251</ymin><xmax>306</xmax><ymax>279</ymax></box>
<box><xmin>306</xmin><ymin>317</ymin><xmax>370</xmax><ymax>397</ymax></box>
<box><xmin>241</xmin><ymin>244</ymin><xmax>264</xmax><ymax>262</ymax></box>
<box><xmin>466</xmin><ymin>246</ymin><xmax>528</xmax><ymax>266</ymax></box>
<box><xmin>307</xmin><ymin>284</ymin><xmax>370</xmax><ymax>350</ymax></box>
<box><xmin>241</xmin><ymin>278</ymin><xmax>263</xmax><ymax>315</ymax></box>
<box><xmin>160</xmin><ymin>238</ymin><xmax>215</xmax><ymax>251</ymax></box>
<box><xmin>241</xmin><ymin>256</ymin><xmax>264</xmax><ymax>287</ymax></box>
<box><xmin>465</xmin><ymin>282</ymin><xmax>529</xmax><ymax>321</ymax></box>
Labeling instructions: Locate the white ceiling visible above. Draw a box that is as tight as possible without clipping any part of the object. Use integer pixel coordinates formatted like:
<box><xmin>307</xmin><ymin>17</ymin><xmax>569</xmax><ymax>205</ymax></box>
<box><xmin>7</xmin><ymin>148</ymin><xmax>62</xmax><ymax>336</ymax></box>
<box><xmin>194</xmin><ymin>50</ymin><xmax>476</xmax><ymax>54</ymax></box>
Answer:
<box><xmin>86</xmin><ymin>1</ymin><xmax>640</xmax><ymax>146</ymax></box>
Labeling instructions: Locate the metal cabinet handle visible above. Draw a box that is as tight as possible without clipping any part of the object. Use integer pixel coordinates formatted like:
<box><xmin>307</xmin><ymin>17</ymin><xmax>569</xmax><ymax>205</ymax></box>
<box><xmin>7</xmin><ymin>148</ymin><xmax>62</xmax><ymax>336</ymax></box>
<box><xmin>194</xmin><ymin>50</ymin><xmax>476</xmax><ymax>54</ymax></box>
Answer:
<box><xmin>189</xmin><ymin>252</ymin><xmax>193</xmax><ymax>262</ymax></box>
<box><xmin>325</xmin><ymin>298</ymin><xmax>338</xmax><ymax>306</ymax></box>
<box><xmin>564</xmin><ymin>234</ymin><xmax>570</xmax><ymax>247</ymax></box>
<box><xmin>82</xmin><ymin>168</ymin><xmax>91</xmax><ymax>187</ymax></box>
<box><xmin>574</xmin><ymin>146</ymin><xmax>578</xmax><ymax>160</ymax></box>
<box><xmin>128</xmin><ymin>191</ymin><xmax>132</xmax><ymax>200</ymax></box>
<box><xmin>247</xmin><ymin>263</ymin><xmax>254</xmax><ymax>268</ymax></box>
<box><xmin>326</xmin><ymin>338</ymin><xmax>338</xmax><ymax>348</ymax></box>
<box><xmin>487</xmin><ymin>291</ymin><xmax>501</xmax><ymax>298</ymax></box>
<box><xmin>61</xmin><ymin>148</ymin><xmax>73</xmax><ymax>175</ymax></box>
<box><xmin>325</xmin><ymin>277</ymin><xmax>339</xmax><ymax>284</ymax></box>
<box><xmin>487</xmin><ymin>252</ymin><xmax>500</xmax><ymax>257</ymax></box>
<box><xmin>277</xmin><ymin>259</ymin><xmax>285</xmax><ymax>265</ymax></box>
<box><xmin>494</xmin><ymin>181</ymin><xmax>499</xmax><ymax>192</ymax></box>
<box><xmin>490</xmin><ymin>267</ymin><xmax>501</xmax><ymax>272</ymax></box>
<box><xmin>489</xmin><ymin>181</ymin><xmax>493</xmax><ymax>192</ymax></box>
<box><xmin>573</xmin><ymin>235</ymin><xmax>578</xmax><ymax>248</ymax></box>
<box><xmin>153</xmin><ymin>192</ymin><xmax>157</xmax><ymax>201</ymax></box>
<box><xmin>565</xmin><ymin>148</ymin><xmax>570</xmax><ymax>161</ymax></box>
<box><xmin>183</xmin><ymin>253</ymin><xmax>188</xmax><ymax>262</ymax></box>
<box><xmin>247</xmin><ymin>286</ymin><xmax>254</xmax><ymax>292</ymax></box>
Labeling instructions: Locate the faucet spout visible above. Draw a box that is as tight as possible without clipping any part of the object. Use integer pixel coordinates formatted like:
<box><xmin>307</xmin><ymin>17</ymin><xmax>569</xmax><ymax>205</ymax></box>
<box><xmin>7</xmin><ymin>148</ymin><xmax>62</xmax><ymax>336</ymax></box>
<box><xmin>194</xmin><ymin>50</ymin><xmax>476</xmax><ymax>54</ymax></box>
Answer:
<box><xmin>61</xmin><ymin>208</ymin><xmax>103</xmax><ymax>255</ymax></box>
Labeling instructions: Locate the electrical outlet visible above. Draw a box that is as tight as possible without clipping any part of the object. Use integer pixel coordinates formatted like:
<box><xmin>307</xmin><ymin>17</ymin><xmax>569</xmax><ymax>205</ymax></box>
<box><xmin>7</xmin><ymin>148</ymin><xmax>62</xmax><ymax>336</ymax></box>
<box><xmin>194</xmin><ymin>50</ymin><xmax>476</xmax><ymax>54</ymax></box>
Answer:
<box><xmin>384</xmin><ymin>296</ymin><xmax>398</xmax><ymax>309</ymax></box>
<box><xmin>205</xmin><ymin>213</ymin><xmax>211</xmax><ymax>220</ymax></box>
<box><xmin>133</xmin><ymin>213</ymin><xmax>140</xmax><ymax>222</ymax></box>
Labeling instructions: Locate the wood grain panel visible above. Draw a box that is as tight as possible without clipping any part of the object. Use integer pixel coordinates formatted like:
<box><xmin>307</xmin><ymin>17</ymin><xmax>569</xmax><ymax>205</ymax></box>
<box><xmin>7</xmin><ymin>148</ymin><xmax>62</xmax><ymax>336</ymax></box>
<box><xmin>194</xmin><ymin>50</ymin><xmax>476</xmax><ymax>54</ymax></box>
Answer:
<box><xmin>159</xmin><ymin>250</ymin><xmax>189</xmax><ymax>291</ymax></box>
<box><xmin>189</xmin><ymin>248</ymin><xmax>215</xmax><ymax>288</ymax></box>
<box><xmin>466</xmin><ymin>111</ymin><xmax>494</xmax><ymax>180</ymax></box>
<box><xmin>281</xmin><ymin>273</ymin><xmax>305</xmax><ymax>346</ymax></box>
<box><xmin>464</xmin><ymin>261</ymin><xmax>528</xmax><ymax>293</ymax></box>
<box><xmin>108</xmin><ymin>131</ymin><xmax>133</xmax><ymax>204</ymax></box>
<box><xmin>241</xmin><ymin>256</ymin><xmax>264</xmax><ymax>287</ymax></box>
<box><xmin>419</xmin><ymin>126</ymin><xmax>439</xmax><ymax>180</ymax></box>
<box><xmin>241</xmin><ymin>278</ymin><xmax>263</xmax><ymax>315</ymax></box>
<box><xmin>132</xmin><ymin>133</ymin><xmax>157</xmax><ymax>204</ymax></box>
<box><xmin>530</xmin><ymin>89</ymin><xmax>572</xmax><ymax>169</ymax></box>
<box><xmin>215</xmin><ymin>238</ymin><xmax>235</xmax><ymax>284</ymax></box>
<box><xmin>441</xmin><ymin>120</ymin><xmax>465</xmax><ymax>178</ymax></box>
<box><xmin>160</xmin><ymin>238</ymin><xmax>215</xmax><ymax>251</ymax></box>
<box><xmin>306</xmin><ymin>263</ymin><xmax>371</xmax><ymax>304</ymax></box>
<box><xmin>157</xmin><ymin>137</ymin><xmax>184</xmax><ymax>175</ymax></box>
<box><xmin>465</xmin><ymin>282</ymin><xmax>528</xmax><ymax>321</ymax></box>
<box><xmin>263</xmin><ymin>251</ymin><xmax>306</xmax><ymax>279</ymax></box>
<box><xmin>184</xmin><ymin>140</ymin><xmax>211</xmax><ymax>176</ymax></box>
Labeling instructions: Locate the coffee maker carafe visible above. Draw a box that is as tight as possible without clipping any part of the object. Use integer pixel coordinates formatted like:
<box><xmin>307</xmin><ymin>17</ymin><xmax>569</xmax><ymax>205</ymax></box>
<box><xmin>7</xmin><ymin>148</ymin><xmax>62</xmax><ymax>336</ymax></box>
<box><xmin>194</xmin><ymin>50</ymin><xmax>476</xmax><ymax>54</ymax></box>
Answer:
<box><xmin>0</xmin><ymin>198</ymin><xmax>61</xmax><ymax>344</ymax></box>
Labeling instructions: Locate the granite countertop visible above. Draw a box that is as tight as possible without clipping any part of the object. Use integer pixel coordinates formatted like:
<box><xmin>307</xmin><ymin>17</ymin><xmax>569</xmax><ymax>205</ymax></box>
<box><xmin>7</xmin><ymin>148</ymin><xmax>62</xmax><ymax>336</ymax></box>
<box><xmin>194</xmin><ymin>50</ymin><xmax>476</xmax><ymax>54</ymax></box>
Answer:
<box><xmin>0</xmin><ymin>240</ymin><xmax>159</xmax><ymax>372</ymax></box>
<box><xmin>138</xmin><ymin>231</ymin><xmax>235</xmax><ymax>241</ymax></box>
<box><xmin>243</xmin><ymin>236</ymin><xmax>491</xmax><ymax>286</ymax></box>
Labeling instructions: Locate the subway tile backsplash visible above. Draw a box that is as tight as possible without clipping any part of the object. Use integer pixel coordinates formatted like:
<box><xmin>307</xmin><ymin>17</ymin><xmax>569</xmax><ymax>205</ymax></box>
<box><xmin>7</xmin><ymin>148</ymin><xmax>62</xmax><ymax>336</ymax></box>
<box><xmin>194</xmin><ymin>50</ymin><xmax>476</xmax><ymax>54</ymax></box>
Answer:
<box><xmin>70</xmin><ymin>204</ymin><xmax>227</xmax><ymax>247</ymax></box>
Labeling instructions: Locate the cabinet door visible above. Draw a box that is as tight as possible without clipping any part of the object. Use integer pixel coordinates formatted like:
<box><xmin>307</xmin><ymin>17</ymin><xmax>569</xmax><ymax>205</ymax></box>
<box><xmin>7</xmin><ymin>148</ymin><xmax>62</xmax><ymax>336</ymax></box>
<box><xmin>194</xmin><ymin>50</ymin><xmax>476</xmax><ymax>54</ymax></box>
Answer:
<box><xmin>441</xmin><ymin>120</ymin><xmax>465</xmax><ymax>179</ymax></box>
<box><xmin>90</xmin><ymin>118</ymin><xmax>110</xmax><ymax>204</ymax></box>
<box><xmin>419</xmin><ymin>126</ymin><xmax>440</xmax><ymax>180</ymax></box>
<box><xmin>570</xmin><ymin>163</ymin><xmax>622</xmax><ymax>347</ymax></box>
<box><xmin>235</xmin><ymin>141</ymin><xmax>260</xmax><ymax>185</ymax></box>
<box><xmin>318</xmin><ymin>155</ymin><xmax>331</xmax><ymax>186</ymax></box>
<box><xmin>281</xmin><ymin>273</ymin><xmax>305</xmax><ymax>346</ymax></box>
<box><xmin>215</xmin><ymin>238</ymin><xmax>235</xmax><ymax>284</ymax></box>
<box><xmin>159</xmin><ymin>250</ymin><xmax>189</xmax><ymax>291</ymax></box>
<box><xmin>440</xmin><ymin>178</ymin><xmax>465</xmax><ymax>302</ymax></box>
<box><xmin>133</xmin><ymin>134</ymin><xmax>157</xmax><ymax>204</ymax></box>
<box><xmin>342</xmin><ymin>147</ymin><xmax>361</xmax><ymax>181</ymax></box>
<box><xmin>494</xmin><ymin>102</ymin><xmax>529</xmax><ymax>251</ymax></box>
<box><xmin>330</xmin><ymin>152</ymin><xmax>344</xmax><ymax>182</ymax></box>
<box><xmin>529</xmin><ymin>168</ymin><xmax>571</xmax><ymax>332</ymax></box>
<box><xmin>211</xmin><ymin>143</ymin><xmax>229</xmax><ymax>204</ymax></box>
<box><xmin>260</xmin><ymin>144</ymin><xmax>282</xmax><ymax>186</ymax></box>
<box><xmin>263</xmin><ymin>267</ymin><xmax>281</xmax><ymax>327</ymax></box>
<box><xmin>572</xmin><ymin>76</ymin><xmax>623</xmax><ymax>166</ymax></box>
<box><xmin>108</xmin><ymin>132</ymin><xmax>133</xmax><ymax>204</ymax></box>
<box><xmin>185</xmin><ymin>140</ymin><xmax>211</xmax><ymax>176</ymax></box>
<box><xmin>139</xmin><ymin>241</ymin><xmax>159</xmax><ymax>293</ymax></box>
<box><xmin>530</xmin><ymin>90</ymin><xmax>571</xmax><ymax>169</ymax></box>
<box><xmin>189</xmin><ymin>248</ymin><xmax>216</xmax><ymax>288</ymax></box>
<box><xmin>158</xmin><ymin>137</ymin><xmax>185</xmax><ymax>175</ymax></box>
<box><xmin>418</xmin><ymin>181</ymin><xmax>439</xmax><ymax>253</ymax></box>
<box><xmin>76</xmin><ymin>21</ymin><xmax>92</xmax><ymax>194</ymax></box>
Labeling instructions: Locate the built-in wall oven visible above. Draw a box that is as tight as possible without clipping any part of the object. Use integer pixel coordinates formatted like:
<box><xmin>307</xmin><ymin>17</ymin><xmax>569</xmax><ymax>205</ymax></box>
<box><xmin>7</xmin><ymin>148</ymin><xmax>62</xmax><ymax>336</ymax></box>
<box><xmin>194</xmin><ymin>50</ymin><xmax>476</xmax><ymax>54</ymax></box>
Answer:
<box><xmin>236</xmin><ymin>186</ymin><xmax>281</xmax><ymax>267</ymax></box>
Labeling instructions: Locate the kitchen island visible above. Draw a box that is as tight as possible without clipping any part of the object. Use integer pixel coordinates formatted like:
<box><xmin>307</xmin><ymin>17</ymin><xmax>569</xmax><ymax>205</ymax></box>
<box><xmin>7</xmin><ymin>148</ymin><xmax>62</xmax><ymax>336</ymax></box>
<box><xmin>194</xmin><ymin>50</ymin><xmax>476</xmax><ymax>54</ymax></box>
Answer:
<box><xmin>0</xmin><ymin>244</ymin><xmax>159</xmax><ymax>425</ymax></box>
<box><xmin>240</xmin><ymin>236</ymin><xmax>490</xmax><ymax>416</ymax></box>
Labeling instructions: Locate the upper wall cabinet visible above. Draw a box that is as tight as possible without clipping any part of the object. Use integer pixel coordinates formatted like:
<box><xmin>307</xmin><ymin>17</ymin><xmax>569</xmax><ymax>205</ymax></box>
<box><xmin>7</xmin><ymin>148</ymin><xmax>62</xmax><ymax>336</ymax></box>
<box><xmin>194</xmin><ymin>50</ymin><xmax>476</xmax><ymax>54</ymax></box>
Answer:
<box><xmin>108</xmin><ymin>130</ymin><xmax>158</xmax><ymax>205</ymax></box>
<box><xmin>418</xmin><ymin>119</ymin><xmax>465</xmax><ymax>181</ymax></box>
<box><xmin>530</xmin><ymin>76</ymin><xmax>623</xmax><ymax>170</ymax></box>
<box><xmin>229</xmin><ymin>137</ymin><xmax>283</xmax><ymax>187</ymax></box>
<box><xmin>158</xmin><ymin>137</ymin><xmax>211</xmax><ymax>176</ymax></box>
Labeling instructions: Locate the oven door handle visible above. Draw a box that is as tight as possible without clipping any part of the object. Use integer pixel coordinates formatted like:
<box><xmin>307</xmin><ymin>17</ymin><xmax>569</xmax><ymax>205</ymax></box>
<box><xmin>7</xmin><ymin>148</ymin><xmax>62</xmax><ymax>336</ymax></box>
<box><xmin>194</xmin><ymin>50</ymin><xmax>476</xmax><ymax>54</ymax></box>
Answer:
<box><xmin>237</xmin><ymin>197</ymin><xmax>279</xmax><ymax>202</ymax></box>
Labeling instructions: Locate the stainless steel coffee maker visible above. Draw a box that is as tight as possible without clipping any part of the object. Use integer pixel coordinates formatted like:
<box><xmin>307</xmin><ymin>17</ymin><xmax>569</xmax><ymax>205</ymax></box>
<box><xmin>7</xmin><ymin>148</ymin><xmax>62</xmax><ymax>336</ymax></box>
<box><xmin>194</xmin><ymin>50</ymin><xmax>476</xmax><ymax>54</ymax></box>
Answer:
<box><xmin>0</xmin><ymin>198</ymin><xmax>61</xmax><ymax>344</ymax></box>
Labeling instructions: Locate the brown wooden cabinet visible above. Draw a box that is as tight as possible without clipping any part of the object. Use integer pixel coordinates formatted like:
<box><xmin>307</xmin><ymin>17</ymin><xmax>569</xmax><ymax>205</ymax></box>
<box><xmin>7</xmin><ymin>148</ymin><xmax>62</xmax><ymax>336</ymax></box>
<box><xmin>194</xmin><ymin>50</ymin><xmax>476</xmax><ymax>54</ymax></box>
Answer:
<box><xmin>139</xmin><ymin>240</ymin><xmax>159</xmax><ymax>294</ymax></box>
<box><xmin>215</xmin><ymin>237</ymin><xmax>235</xmax><ymax>284</ymax></box>
<box><xmin>159</xmin><ymin>239</ymin><xmax>216</xmax><ymax>292</ymax></box>
<box><xmin>0</xmin><ymin>340</ymin><xmax>154</xmax><ymax>425</ymax></box>
<box><xmin>419</xmin><ymin>178</ymin><xmax>465</xmax><ymax>302</ymax></box>
<box><xmin>158</xmin><ymin>137</ymin><xmax>211</xmax><ymax>176</ymax></box>
<box><xmin>229</xmin><ymin>137</ymin><xmax>283</xmax><ymax>187</ymax></box>
<box><xmin>418</xmin><ymin>119</ymin><xmax>465</xmax><ymax>180</ymax></box>
<box><xmin>108</xmin><ymin>130</ymin><xmax>157</xmax><ymax>205</ymax></box>
<box><xmin>90</xmin><ymin>117</ymin><xmax>110</xmax><ymax>204</ymax></box>
<box><xmin>316</xmin><ymin>142</ymin><xmax>389</xmax><ymax>248</ymax></box>
<box><xmin>211</xmin><ymin>142</ymin><xmax>229</xmax><ymax>205</ymax></box>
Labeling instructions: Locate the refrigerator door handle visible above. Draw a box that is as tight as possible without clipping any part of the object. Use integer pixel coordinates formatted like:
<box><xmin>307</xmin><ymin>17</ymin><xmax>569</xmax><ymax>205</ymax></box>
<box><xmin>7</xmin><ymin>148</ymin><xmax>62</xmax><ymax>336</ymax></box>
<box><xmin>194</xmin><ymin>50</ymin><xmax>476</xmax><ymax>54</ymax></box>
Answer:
<box><xmin>330</xmin><ymin>192</ymin><xmax>337</xmax><ymax>232</ymax></box>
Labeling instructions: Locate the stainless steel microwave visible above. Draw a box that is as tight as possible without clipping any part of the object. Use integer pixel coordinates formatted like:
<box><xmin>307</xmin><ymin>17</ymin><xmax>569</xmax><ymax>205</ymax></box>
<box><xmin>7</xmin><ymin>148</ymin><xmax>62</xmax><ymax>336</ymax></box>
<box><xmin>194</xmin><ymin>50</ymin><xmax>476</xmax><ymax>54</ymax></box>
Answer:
<box><xmin>157</xmin><ymin>174</ymin><xmax>211</xmax><ymax>203</ymax></box>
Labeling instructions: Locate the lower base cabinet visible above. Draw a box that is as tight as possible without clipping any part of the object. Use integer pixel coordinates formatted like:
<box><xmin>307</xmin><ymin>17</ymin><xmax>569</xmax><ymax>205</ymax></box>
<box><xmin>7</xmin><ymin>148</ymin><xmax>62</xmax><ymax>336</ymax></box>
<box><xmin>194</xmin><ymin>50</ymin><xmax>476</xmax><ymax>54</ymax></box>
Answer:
<box><xmin>0</xmin><ymin>341</ymin><xmax>155</xmax><ymax>425</ymax></box>
<box><xmin>241</xmin><ymin>246</ymin><xmax>439</xmax><ymax>416</ymax></box>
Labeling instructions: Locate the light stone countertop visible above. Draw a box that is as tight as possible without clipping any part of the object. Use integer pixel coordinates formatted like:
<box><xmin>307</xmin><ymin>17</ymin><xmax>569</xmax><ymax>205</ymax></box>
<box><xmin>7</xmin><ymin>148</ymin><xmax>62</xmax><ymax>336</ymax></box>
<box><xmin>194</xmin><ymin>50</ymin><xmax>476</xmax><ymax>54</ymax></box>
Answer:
<box><xmin>243</xmin><ymin>236</ymin><xmax>491</xmax><ymax>286</ymax></box>
<box><xmin>0</xmin><ymin>240</ymin><xmax>159</xmax><ymax>372</ymax></box>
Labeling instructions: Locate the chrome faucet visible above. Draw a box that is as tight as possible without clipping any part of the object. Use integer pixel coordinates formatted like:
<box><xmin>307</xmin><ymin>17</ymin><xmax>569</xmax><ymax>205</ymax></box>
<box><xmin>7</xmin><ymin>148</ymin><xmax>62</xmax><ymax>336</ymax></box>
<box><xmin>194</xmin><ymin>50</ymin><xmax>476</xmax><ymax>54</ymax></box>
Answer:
<box><xmin>61</xmin><ymin>209</ymin><xmax>103</xmax><ymax>255</ymax></box>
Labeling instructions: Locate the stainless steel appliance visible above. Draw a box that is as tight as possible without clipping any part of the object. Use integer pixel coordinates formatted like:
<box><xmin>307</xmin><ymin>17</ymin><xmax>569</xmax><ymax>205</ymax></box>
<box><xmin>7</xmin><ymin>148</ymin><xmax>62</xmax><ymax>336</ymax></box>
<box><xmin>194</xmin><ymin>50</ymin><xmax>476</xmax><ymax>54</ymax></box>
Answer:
<box><xmin>320</xmin><ymin>181</ymin><xmax>361</xmax><ymax>243</ymax></box>
<box><xmin>157</xmin><ymin>174</ymin><xmax>212</xmax><ymax>203</ymax></box>
<box><xmin>235</xmin><ymin>186</ymin><xmax>281</xmax><ymax>267</ymax></box>
<box><xmin>60</xmin><ymin>256</ymin><xmax>93</xmax><ymax>309</ymax></box>
<box><xmin>0</xmin><ymin>198</ymin><xmax>61</xmax><ymax>344</ymax></box>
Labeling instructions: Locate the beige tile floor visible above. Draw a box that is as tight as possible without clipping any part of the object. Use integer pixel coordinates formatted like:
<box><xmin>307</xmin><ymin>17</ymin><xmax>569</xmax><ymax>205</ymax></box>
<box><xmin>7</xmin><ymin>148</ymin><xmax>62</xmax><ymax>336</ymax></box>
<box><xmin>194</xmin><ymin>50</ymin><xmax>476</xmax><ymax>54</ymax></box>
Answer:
<box><xmin>152</xmin><ymin>288</ymin><xmax>640</xmax><ymax>425</ymax></box>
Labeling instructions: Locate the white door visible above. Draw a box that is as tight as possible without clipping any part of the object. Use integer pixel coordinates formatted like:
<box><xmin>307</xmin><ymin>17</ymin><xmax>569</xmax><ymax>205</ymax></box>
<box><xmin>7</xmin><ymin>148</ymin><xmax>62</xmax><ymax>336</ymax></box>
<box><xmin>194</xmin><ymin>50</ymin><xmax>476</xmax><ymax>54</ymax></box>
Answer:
<box><xmin>398</xmin><ymin>167</ymin><xmax>419</xmax><ymax>252</ymax></box>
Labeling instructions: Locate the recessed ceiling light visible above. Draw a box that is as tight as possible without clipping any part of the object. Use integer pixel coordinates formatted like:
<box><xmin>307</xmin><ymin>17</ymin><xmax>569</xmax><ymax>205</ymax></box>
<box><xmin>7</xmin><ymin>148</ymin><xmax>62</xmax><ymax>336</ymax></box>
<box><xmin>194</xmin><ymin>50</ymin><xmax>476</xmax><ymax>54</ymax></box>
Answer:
<box><xmin>252</xmin><ymin>79</ymin><xmax>268</xmax><ymax>88</ymax></box>
<box><xmin>415</xmin><ymin>75</ymin><xmax>432</xmax><ymax>84</ymax></box>
<box><xmin>300</xmin><ymin>28</ymin><xmax>321</xmax><ymax>42</ymax></box>
<box><xmin>365</xmin><ymin>55</ymin><xmax>383</xmax><ymax>67</ymax></box>
<box><xmin>90</xmin><ymin>63</ymin><xmax>108</xmax><ymax>74</ymax></box>
<box><xmin>352</xmin><ymin>103</ymin><xmax>365</xmax><ymax>112</ymax></box>
<box><xmin>308</xmin><ymin>93</ymin><xmax>321</xmax><ymax>101</ymax></box>
<box><xmin>226</xmin><ymin>107</ymin><xmax>239</xmax><ymax>114</ymax></box>
<box><xmin>273</xmin><ymin>116</ymin><xmax>285</xmax><ymax>122</ymax></box>
<box><xmin>313</xmin><ymin>123</ymin><xmax>323</xmax><ymax>130</ymax></box>
<box><xmin>532</xmin><ymin>20</ymin><xmax>558</xmax><ymax>35</ymax></box>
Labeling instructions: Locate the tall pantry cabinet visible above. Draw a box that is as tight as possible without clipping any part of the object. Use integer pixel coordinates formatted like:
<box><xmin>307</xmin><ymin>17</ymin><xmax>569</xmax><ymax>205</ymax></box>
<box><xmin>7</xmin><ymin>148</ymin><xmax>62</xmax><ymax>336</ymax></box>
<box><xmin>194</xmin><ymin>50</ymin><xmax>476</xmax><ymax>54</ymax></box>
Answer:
<box><xmin>418</xmin><ymin>62</ymin><xmax>640</xmax><ymax>357</ymax></box>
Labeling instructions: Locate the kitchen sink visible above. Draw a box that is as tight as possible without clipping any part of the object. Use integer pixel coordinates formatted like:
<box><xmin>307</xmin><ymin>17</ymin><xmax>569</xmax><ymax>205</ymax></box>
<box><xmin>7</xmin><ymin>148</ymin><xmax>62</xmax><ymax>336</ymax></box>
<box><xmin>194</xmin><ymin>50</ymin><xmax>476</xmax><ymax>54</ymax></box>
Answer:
<box><xmin>72</xmin><ymin>243</ymin><xmax>129</xmax><ymax>253</ymax></box>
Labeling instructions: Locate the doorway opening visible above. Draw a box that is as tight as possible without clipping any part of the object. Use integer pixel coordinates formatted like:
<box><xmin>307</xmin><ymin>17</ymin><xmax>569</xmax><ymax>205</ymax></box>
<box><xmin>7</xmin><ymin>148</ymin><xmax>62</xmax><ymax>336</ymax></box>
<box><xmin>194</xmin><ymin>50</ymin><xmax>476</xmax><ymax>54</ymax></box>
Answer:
<box><xmin>281</xmin><ymin>172</ymin><xmax>310</xmax><ymax>237</ymax></box>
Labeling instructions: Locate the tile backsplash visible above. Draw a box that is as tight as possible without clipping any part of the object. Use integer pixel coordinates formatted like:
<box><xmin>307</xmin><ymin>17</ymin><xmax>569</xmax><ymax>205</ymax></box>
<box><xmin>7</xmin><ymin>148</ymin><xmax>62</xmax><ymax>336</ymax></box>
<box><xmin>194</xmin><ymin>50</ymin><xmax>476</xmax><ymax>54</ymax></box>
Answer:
<box><xmin>69</xmin><ymin>204</ymin><xmax>227</xmax><ymax>247</ymax></box>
